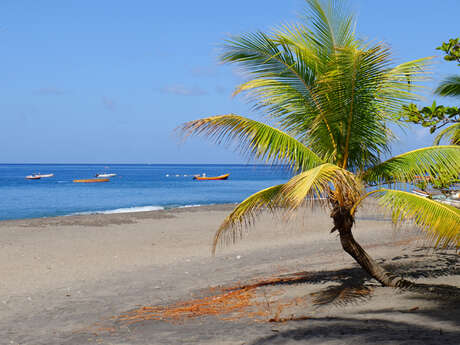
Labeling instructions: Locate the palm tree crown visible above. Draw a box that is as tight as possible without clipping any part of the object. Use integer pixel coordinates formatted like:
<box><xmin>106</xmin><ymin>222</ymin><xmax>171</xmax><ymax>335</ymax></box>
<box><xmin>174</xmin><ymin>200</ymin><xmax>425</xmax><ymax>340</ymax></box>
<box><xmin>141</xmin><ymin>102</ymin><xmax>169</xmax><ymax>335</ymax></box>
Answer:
<box><xmin>181</xmin><ymin>0</ymin><xmax>460</xmax><ymax>287</ymax></box>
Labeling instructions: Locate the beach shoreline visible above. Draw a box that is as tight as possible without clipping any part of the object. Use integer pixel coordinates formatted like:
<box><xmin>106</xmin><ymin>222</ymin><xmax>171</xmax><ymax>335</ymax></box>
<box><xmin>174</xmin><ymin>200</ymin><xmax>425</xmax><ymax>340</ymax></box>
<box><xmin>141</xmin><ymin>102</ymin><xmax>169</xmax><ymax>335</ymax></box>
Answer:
<box><xmin>1</xmin><ymin>203</ymin><xmax>458</xmax><ymax>344</ymax></box>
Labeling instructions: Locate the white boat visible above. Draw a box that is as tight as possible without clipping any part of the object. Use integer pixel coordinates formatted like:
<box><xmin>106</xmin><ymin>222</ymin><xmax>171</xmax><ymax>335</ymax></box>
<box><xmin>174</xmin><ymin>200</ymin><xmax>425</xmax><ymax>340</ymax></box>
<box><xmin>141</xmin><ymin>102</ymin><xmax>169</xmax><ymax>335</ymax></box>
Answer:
<box><xmin>412</xmin><ymin>189</ymin><xmax>460</xmax><ymax>209</ymax></box>
<box><xmin>37</xmin><ymin>173</ymin><xmax>54</xmax><ymax>178</ymax></box>
<box><xmin>26</xmin><ymin>173</ymin><xmax>54</xmax><ymax>179</ymax></box>
<box><xmin>412</xmin><ymin>189</ymin><xmax>429</xmax><ymax>197</ymax></box>
<box><xmin>95</xmin><ymin>173</ymin><xmax>116</xmax><ymax>178</ymax></box>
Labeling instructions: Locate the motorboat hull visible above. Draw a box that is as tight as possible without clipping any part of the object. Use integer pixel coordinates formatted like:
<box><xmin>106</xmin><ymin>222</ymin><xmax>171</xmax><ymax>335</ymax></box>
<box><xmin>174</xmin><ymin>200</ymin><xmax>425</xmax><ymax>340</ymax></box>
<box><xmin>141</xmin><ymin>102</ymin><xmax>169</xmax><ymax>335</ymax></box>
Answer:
<box><xmin>193</xmin><ymin>173</ymin><xmax>229</xmax><ymax>181</ymax></box>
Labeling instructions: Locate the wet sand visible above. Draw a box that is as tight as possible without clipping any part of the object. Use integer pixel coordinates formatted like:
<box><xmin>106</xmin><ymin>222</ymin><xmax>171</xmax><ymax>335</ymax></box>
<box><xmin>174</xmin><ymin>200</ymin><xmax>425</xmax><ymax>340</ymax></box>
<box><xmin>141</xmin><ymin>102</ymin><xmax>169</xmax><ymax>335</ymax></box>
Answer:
<box><xmin>0</xmin><ymin>203</ymin><xmax>458</xmax><ymax>344</ymax></box>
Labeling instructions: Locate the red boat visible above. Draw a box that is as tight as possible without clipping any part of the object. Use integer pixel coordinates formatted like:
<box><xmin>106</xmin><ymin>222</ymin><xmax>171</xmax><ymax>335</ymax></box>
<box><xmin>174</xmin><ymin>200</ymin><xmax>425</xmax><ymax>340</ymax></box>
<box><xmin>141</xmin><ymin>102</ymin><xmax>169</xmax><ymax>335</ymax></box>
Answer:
<box><xmin>193</xmin><ymin>173</ymin><xmax>229</xmax><ymax>181</ymax></box>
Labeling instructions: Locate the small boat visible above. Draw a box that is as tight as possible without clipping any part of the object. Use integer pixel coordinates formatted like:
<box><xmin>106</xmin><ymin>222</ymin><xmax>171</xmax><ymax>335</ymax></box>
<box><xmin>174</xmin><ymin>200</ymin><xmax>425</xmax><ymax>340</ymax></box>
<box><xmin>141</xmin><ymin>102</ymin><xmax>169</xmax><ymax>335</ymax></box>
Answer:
<box><xmin>412</xmin><ymin>189</ymin><xmax>430</xmax><ymax>197</ymax></box>
<box><xmin>37</xmin><ymin>173</ymin><xmax>54</xmax><ymax>178</ymax></box>
<box><xmin>26</xmin><ymin>173</ymin><xmax>54</xmax><ymax>179</ymax></box>
<box><xmin>412</xmin><ymin>189</ymin><xmax>460</xmax><ymax>208</ymax></box>
<box><xmin>193</xmin><ymin>173</ymin><xmax>229</xmax><ymax>181</ymax></box>
<box><xmin>73</xmin><ymin>178</ymin><xmax>110</xmax><ymax>183</ymax></box>
<box><xmin>95</xmin><ymin>173</ymin><xmax>116</xmax><ymax>178</ymax></box>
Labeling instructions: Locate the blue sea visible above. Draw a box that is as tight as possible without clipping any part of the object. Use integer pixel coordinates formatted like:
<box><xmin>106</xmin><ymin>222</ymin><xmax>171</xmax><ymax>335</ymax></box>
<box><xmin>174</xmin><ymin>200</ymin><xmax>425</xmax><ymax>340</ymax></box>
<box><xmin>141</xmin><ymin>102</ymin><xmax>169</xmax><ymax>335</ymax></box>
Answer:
<box><xmin>0</xmin><ymin>164</ymin><xmax>293</xmax><ymax>221</ymax></box>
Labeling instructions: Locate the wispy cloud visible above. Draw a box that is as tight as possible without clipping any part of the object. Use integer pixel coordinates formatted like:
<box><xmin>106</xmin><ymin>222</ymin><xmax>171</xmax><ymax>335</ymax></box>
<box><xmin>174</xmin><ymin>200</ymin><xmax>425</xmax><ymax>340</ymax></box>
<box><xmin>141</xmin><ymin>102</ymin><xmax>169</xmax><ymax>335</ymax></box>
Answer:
<box><xmin>158</xmin><ymin>84</ymin><xmax>207</xmax><ymax>96</ymax></box>
<box><xmin>102</xmin><ymin>96</ymin><xmax>116</xmax><ymax>111</ymax></box>
<box><xmin>35</xmin><ymin>87</ymin><xmax>66</xmax><ymax>95</ymax></box>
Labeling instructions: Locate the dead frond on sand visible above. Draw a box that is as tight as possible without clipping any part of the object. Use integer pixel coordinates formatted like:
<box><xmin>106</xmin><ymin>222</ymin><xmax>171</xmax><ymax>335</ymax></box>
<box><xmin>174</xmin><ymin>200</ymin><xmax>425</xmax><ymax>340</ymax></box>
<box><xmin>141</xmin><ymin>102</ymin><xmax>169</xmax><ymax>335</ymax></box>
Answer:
<box><xmin>114</xmin><ymin>271</ymin><xmax>375</xmax><ymax>325</ymax></box>
<box><xmin>115</xmin><ymin>274</ymin><xmax>316</xmax><ymax>325</ymax></box>
<box><xmin>117</xmin><ymin>287</ymin><xmax>260</xmax><ymax>324</ymax></box>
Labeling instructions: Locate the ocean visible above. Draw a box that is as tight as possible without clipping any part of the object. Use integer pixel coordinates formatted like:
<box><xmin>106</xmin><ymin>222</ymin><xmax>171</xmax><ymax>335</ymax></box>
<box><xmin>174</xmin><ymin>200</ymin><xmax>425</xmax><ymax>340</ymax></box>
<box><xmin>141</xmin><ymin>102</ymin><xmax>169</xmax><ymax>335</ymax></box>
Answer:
<box><xmin>0</xmin><ymin>164</ymin><xmax>293</xmax><ymax>221</ymax></box>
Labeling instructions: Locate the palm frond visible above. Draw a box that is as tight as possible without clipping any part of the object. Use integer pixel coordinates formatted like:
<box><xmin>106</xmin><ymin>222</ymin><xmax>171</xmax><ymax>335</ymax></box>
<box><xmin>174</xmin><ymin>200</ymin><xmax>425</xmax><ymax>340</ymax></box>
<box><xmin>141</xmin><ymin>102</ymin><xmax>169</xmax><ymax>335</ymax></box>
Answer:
<box><xmin>281</xmin><ymin>163</ymin><xmax>363</xmax><ymax>209</ymax></box>
<box><xmin>222</xmin><ymin>30</ymin><xmax>338</xmax><ymax>159</ymax></box>
<box><xmin>180</xmin><ymin>114</ymin><xmax>324</xmax><ymax>171</ymax></box>
<box><xmin>377</xmin><ymin>57</ymin><xmax>433</xmax><ymax>113</ymax></box>
<box><xmin>435</xmin><ymin>75</ymin><xmax>460</xmax><ymax>98</ymax></box>
<box><xmin>212</xmin><ymin>184</ymin><xmax>286</xmax><ymax>253</ymax></box>
<box><xmin>301</xmin><ymin>0</ymin><xmax>355</xmax><ymax>53</ymax></box>
<box><xmin>213</xmin><ymin>163</ymin><xmax>362</xmax><ymax>252</ymax></box>
<box><xmin>362</xmin><ymin>145</ymin><xmax>460</xmax><ymax>185</ymax></box>
<box><xmin>374</xmin><ymin>189</ymin><xmax>460</xmax><ymax>248</ymax></box>
<box><xmin>434</xmin><ymin>123</ymin><xmax>460</xmax><ymax>145</ymax></box>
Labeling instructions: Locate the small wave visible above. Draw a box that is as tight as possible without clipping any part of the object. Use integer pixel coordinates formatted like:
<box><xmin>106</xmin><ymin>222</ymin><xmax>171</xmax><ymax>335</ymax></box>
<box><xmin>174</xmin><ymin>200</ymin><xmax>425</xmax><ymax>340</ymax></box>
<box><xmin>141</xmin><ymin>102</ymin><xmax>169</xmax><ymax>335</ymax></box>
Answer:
<box><xmin>73</xmin><ymin>205</ymin><xmax>165</xmax><ymax>215</ymax></box>
<box><xmin>71</xmin><ymin>204</ymin><xmax>209</xmax><ymax>216</ymax></box>
<box><xmin>178</xmin><ymin>204</ymin><xmax>201</xmax><ymax>209</ymax></box>
<box><xmin>100</xmin><ymin>206</ymin><xmax>165</xmax><ymax>214</ymax></box>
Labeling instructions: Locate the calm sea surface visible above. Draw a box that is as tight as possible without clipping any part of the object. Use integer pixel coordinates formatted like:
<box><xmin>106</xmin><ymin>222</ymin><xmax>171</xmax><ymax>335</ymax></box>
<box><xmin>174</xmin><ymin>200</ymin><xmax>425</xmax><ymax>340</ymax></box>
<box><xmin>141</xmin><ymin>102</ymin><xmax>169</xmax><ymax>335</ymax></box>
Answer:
<box><xmin>0</xmin><ymin>164</ymin><xmax>293</xmax><ymax>220</ymax></box>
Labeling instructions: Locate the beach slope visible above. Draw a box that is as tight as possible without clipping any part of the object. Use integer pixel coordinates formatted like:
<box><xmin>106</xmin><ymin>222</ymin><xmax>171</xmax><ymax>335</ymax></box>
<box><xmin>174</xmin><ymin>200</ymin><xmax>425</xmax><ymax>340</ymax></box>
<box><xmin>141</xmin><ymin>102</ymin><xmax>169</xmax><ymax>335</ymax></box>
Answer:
<box><xmin>0</xmin><ymin>204</ymin><xmax>458</xmax><ymax>344</ymax></box>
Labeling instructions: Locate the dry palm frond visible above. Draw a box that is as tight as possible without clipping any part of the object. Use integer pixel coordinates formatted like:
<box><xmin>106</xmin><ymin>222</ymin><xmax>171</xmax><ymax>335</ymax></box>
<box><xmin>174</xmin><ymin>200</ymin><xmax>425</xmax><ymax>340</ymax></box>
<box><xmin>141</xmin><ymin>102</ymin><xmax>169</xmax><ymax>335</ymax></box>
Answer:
<box><xmin>117</xmin><ymin>287</ymin><xmax>259</xmax><ymax>324</ymax></box>
<box><xmin>213</xmin><ymin>163</ymin><xmax>363</xmax><ymax>253</ymax></box>
<box><xmin>375</xmin><ymin>189</ymin><xmax>460</xmax><ymax>248</ymax></box>
<box><xmin>115</xmin><ymin>274</ymin><xmax>317</xmax><ymax>325</ymax></box>
<box><xmin>212</xmin><ymin>184</ymin><xmax>288</xmax><ymax>253</ymax></box>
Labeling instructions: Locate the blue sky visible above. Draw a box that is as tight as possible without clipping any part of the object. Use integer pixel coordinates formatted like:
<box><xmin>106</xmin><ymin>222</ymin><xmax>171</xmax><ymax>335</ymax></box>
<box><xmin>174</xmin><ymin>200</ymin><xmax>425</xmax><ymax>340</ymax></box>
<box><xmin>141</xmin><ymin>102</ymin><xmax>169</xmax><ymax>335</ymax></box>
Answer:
<box><xmin>1</xmin><ymin>0</ymin><xmax>458</xmax><ymax>164</ymax></box>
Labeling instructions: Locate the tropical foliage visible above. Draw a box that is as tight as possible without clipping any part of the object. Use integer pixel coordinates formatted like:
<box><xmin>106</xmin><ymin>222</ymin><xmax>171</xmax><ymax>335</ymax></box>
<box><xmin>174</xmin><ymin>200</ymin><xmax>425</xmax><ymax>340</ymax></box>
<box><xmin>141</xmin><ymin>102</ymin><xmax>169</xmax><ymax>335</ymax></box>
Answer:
<box><xmin>400</xmin><ymin>38</ymin><xmax>460</xmax><ymax>144</ymax></box>
<box><xmin>180</xmin><ymin>0</ymin><xmax>460</xmax><ymax>287</ymax></box>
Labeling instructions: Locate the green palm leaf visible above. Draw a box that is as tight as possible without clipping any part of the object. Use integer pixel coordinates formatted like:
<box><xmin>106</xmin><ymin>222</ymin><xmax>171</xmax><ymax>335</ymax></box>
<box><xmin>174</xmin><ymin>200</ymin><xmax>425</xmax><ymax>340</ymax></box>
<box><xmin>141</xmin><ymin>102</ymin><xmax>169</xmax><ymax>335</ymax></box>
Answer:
<box><xmin>180</xmin><ymin>114</ymin><xmax>324</xmax><ymax>171</ymax></box>
<box><xmin>362</xmin><ymin>145</ymin><xmax>460</xmax><ymax>185</ymax></box>
<box><xmin>435</xmin><ymin>75</ymin><xmax>460</xmax><ymax>98</ymax></box>
<box><xmin>222</xmin><ymin>30</ymin><xmax>339</xmax><ymax>159</ymax></box>
<box><xmin>374</xmin><ymin>189</ymin><xmax>460</xmax><ymax>248</ymax></box>
<box><xmin>434</xmin><ymin>123</ymin><xmax>460</xmax><ymax>145</ymax></box>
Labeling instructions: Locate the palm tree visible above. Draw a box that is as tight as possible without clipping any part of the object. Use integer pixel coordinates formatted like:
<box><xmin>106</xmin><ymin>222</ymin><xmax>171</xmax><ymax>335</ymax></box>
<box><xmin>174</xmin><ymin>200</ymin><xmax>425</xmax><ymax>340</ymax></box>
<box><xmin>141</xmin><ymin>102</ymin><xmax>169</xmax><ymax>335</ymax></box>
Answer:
<box><xmin>181</xmin><ymin>0</ymin><xmax>460</xmax><ymax>287</ymax></box>
<box><xmin>434</xmin><ymin>76</ymin><xmax>460</xmax><ymax>145</ymax></box>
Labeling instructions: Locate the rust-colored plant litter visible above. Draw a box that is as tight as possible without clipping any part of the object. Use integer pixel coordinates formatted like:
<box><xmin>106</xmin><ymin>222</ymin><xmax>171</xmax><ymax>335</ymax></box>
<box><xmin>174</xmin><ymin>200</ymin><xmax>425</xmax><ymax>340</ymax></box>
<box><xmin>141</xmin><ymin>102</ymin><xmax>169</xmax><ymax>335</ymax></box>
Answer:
<box><xmin>115</xmin><ymin>274</ymin><xmax>311</xmax><ymax>325</ymax></box>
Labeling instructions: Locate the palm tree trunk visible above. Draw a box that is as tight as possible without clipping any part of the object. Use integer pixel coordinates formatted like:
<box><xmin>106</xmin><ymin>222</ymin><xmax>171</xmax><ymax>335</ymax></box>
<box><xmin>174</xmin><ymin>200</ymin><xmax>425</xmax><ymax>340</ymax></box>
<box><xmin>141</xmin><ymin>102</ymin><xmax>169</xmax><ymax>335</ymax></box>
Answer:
<box><xmin>330</xmin><ymin>206</ymin><xmax>412</xmax><ymax>288</ymax></box>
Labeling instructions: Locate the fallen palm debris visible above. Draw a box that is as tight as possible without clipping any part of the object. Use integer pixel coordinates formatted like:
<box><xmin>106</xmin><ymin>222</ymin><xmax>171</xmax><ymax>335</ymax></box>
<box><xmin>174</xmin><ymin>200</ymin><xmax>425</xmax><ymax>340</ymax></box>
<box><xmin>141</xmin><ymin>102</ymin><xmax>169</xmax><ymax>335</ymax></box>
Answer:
<box><xmin>115</xmin><ymin>274</ymin><xmax>313</xmax><ymax>325</ymax></box>
<box><xmin>117</xmin><ymin>287</ymin><xmax>260</xmax><ymax>324</ymax></box>
<box><xmin>114</xmin><ymin>272</ymin><xmax>372</xmax><ymax>325</ymax></box>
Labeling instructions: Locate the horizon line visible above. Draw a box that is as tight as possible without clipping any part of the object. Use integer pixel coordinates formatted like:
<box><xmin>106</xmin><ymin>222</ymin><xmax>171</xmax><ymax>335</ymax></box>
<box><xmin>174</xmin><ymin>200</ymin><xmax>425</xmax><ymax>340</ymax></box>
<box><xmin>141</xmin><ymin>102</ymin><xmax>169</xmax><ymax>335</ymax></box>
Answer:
<box><xmin>0</xmin><ymin>162</ymin><xmax>289</xmax><ymax>166</ymax></box>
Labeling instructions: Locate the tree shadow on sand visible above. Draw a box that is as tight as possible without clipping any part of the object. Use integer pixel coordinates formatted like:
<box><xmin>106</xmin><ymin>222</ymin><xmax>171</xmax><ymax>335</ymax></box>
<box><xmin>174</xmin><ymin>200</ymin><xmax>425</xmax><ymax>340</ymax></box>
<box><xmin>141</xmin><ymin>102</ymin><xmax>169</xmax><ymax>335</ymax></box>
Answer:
<box><xmin>247</xmin><ymin>250</ymin><xmax>460</xmax><ymax>344</ymax></box>
<box><xmin>249</xmin><ymin>316</ymin><xmax>460</xmax><ymax>345</ymax></box>
<box><xmin>243</xmin><ymin>249</ymin><xmax>459</xmax><ymax>308</ymax></box>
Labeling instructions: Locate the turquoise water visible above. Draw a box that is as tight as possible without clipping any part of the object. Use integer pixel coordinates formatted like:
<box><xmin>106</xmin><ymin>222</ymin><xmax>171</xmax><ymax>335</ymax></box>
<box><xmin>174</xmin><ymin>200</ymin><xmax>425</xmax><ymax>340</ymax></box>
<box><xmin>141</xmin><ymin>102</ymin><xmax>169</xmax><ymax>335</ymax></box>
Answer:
<box><xmin>0</xmin><ymin>164</ymin><xmax>293</xmax><ymax>220</ymax></box>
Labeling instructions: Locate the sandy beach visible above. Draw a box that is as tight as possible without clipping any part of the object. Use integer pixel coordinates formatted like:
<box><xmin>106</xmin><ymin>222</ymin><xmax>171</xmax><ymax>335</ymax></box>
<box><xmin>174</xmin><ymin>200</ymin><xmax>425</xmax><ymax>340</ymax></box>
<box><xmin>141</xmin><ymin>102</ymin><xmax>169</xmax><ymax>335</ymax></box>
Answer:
<box><xmin>1</xmin><ymin>203</ymin><xmax>459</xmax><ymax>345</ymax></box>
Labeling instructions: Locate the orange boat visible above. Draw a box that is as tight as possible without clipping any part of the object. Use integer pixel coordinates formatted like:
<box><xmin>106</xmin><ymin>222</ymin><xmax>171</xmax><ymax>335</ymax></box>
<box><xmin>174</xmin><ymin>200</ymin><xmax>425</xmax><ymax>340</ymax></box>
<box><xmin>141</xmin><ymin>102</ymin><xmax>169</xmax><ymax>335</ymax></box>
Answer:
<box><xmin>193</xmin><ymin>173</ymin><xmax>229</xmax><ymax>181</ymax></box>
<box><xmin>73</xmin><ymin>178</ymin><xmax>110</xmax><ymax>183</ymax></box>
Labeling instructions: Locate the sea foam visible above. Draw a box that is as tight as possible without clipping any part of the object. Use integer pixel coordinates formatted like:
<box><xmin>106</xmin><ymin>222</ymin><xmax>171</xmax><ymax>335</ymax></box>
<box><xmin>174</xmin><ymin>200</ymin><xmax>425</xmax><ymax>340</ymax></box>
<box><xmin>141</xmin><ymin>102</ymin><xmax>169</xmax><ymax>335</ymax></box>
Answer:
<box><xmin>73</xmin><ymin>205</ymin><xmax>164</xmax><ymax>215</ymax></box>
<box><xmin>72</xmin><ymin>204</ymin><xmax>202</xmax><ymax>216</ymax></box>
